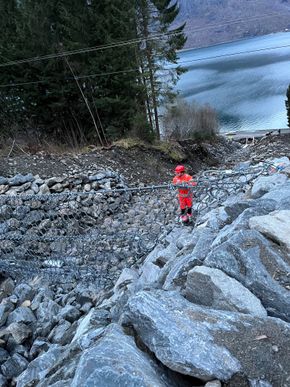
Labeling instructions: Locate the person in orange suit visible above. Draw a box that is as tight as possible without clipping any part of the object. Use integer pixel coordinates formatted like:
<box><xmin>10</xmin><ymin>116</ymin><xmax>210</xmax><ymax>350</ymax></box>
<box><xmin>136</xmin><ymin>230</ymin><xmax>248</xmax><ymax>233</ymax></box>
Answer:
<box><xmin>172</xmin><ymin>165</ymin><xmax>197</xmax><ymax>222</ymax></box>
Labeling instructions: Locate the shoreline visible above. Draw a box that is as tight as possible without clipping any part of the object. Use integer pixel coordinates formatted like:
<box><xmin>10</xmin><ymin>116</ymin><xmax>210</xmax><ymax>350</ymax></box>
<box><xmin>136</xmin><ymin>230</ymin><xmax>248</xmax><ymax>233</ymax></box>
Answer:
<box><xmin>221</xmin><ymin>128</ymin><xmax>290</xmax><ymax>140</ymax></box>
<box><xmin>177</xmin><ymin>31</ymin><xmax>290</xmax><ymax>54</ymax></box>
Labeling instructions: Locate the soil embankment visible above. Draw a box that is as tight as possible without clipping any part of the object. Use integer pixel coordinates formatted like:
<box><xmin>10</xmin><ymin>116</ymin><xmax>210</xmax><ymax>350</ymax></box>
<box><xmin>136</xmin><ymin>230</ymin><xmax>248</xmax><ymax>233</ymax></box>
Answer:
<box><xmin>0</xmin><ymin>137</ymin><xmax>239</xmax><ymax>186</ymax></box>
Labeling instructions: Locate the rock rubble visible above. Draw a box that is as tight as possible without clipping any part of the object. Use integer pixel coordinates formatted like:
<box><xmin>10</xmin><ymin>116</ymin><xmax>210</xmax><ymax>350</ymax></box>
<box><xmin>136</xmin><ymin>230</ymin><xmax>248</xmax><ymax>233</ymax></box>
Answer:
<box><xmin>0</xmin><ymin>153</ymin><xmax>290</xmax><ymax>386</ymax></box>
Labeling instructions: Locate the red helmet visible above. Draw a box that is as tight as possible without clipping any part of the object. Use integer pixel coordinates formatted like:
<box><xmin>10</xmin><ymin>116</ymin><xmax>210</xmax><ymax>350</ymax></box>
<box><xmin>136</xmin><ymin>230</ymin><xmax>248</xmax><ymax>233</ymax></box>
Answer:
<box><xmin>175</xmin><ymin>165</ymin><xmax>185</xmax><ymax>173</ymax></box>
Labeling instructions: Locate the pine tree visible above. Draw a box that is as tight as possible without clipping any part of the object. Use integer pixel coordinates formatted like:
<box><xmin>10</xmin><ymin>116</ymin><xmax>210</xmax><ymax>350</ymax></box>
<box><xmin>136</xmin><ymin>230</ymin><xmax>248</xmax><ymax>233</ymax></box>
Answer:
<box><xmin>135</xmin><ymin>0</ymin><xmax>186</xmax><ymax>139</ymax></box>
<box><xmin>0</xmin><ymin>0</ymin><xmax>141</xmax><ymax>144</ymax></box>
<box><xmin>0</xmin><ymin>0</ymin><xmax>185</xmax><ymax>144</ymax></box>
<box><xmin>0</xmin><ymin>0</ymin><xmax>23</xmax><ymax>135</ymax></box>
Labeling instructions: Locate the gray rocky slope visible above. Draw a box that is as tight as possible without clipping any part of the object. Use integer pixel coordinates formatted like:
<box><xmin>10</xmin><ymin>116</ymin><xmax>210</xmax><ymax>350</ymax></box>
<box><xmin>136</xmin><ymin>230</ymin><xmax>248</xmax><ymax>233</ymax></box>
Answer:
<box><xmin>0</xmin><ymin>156</ymin><xmax>290</xmax><ymax>386</ymax></box>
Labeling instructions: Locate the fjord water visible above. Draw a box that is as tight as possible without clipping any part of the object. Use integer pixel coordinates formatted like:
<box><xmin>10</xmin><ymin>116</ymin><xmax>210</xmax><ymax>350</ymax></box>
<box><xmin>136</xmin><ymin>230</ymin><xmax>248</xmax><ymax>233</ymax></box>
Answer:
<box><xmin>176</xmin><ymin>32</ymin><xmax>290</xmax><ymax>133</ymax></box>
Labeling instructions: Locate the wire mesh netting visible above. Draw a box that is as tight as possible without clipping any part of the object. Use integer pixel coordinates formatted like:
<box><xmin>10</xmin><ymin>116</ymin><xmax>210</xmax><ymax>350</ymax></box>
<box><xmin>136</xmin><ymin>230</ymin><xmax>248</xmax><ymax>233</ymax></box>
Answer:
<box><xmin>0</xmin><ymin>162</ymin><xmax>277</xmax><ymax>284</ymax></box>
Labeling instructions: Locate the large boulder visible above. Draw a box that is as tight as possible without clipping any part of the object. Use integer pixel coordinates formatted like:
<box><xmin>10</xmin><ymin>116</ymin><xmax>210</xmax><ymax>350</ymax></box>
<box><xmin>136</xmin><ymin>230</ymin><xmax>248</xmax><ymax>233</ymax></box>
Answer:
<box><xmin>185</xmin><ymin>266</ymin><xmax>267</xmax><ymax>317</ymax></box>
<box><xmin>122</xmin><ymin>290</ymin><xmax>290</xmax><ymax>385</ymax></box>
<box><xmin>160</xmin><ymin>227</ymin><xmax>216</xmax><ymax>291</ymax></box>
<box><xmin>249</xmin><ymin>210</ymin><xmax>290</xmax><ymax>252</ymax></box>
<box><xmin>211</xmin><ymin>200</ymin><xmax>276</xmax><ymax>248</ymax></box>
<box><xmin>204</xmin><ymin>230</ymin><xmax>290</xmax><ymax>322</ymax></box>
<box><xmin>71</xmin><ymin>323</ymin><xmax>182</xmax><ymax>387</ymax></box>
<box><xmin>261</xmin><ymin>182</ymin><xmax>290</xmax><ymax>204</ymax></box>
<box><xmin>251</xmin><ymin>174</ymin><xmax>287</xmax><ymax>199</ymax></box>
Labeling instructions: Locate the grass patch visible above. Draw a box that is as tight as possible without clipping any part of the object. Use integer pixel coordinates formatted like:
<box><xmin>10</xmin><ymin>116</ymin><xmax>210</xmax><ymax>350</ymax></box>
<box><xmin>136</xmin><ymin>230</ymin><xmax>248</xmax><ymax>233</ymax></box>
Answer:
<box><xmin>113</xmin><ymin>137</ymin><xmax>146</xmax><ymax>149</ymax></box>
<box><xmin>114</xmin><ymin>137</ymin><xmax>186</xmax><ymax>162</ymax></box>
<box><xmin>153</xmin><ymin>141</ymin><xmax>186</xmax><ymax>162</ymax></box>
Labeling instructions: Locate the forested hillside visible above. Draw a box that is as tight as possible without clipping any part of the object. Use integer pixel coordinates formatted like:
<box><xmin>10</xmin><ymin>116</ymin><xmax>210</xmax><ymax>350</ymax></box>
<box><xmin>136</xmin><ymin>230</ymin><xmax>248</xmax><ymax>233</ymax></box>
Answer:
<box><xmin>0</xmin><ymin>1</ymin><xmax>186</xmax><ymax>146</ymax></box>
<box><xmin>176</xmin><ymin>0</ymin><xmax>290</xmax><ymax>48</ymax></box>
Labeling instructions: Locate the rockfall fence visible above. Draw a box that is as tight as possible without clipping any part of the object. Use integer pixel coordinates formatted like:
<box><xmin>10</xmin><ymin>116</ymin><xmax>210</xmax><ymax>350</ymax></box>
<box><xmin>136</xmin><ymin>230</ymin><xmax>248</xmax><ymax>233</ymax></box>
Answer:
<box><xmin>0</xmin><ymin>162</ymin><xmax>277</xmax><ymax>285</ymax></box>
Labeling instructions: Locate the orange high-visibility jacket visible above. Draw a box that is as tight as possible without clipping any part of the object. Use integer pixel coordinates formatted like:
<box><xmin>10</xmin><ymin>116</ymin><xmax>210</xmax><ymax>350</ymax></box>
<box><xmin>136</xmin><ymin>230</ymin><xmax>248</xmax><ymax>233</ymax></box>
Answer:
<box><xmin>172</xmin><ymin>173</ymin><xmax>197</xmax><ymax>197</ymax></box>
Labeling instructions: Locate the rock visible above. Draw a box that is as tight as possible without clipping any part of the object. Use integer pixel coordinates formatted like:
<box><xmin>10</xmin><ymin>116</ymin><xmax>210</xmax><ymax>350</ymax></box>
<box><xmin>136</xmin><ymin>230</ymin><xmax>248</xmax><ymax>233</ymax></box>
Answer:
<box><xmin>7</xmin><ymin>307</ymin><xmax>36</xmax><ymax>326</ymax></box>
<box><xmin>150</xmin><ymin>242</ymin><xmax>179</xmax><ymax>267</ymax></box>
<box><xmin>50</xmin><ymin>183</ymin><xmax>63</xmax><ymax>193</ymax></box>
<box><xmin>198</xmin><ymin>207</ymin><xmax>230</xmax><ymax>231</ymax></box>
<box><xmin>175</xmin><ymin>229</ymin><xmax>195</xmax><ymax>250</ymax></box>
<box><xmin>261</xmin><ymin>182</ymin><xmax>290</xmax><ymax>204</ymax></box>
<box><xmin>48</xmin><ymin>320</ymin><xmax>74</xmax><ymax>345</ymax></box>
<box><xmin>205</xmin><ymin>381</ymin><xmax>222</xmax><ymax>387</ymax></box>
<box><xmin>204</xmin><ymin>230</ymin><xmax>290</xmax><ymax>322</ymax></box>
<box><xmin>6</xmin><ymin>322</ymin><xmax>32</xmax><ymax>344</ymax></box>
<box><xmin>80</xmin><ymin>302</ymin><xmax>93</xmax><ymax>314</ymax></box>
<box><xmin>282</xmin><ymin>165</ymin><xmax>290</xmax><ymax>177</ymax></box>
<box><xmin>0</xmin><ymin>222</ymin><xmax>9</xmax><ymax>235</ymax></box>
<box><xmin>0</xmin><ymin>185</ymin><xmax>9</xmax><ymax>194</ymax></box>
<box><xmin>12</xmin><ymin>205</ymin><xmax>29</xmax><ymax>220</ymax></box>
<box><xmin>21</xmin><ymin>300</ymin><xmax>31</xmax><ymax>308</ymax></box>
<box><xmin>35</xmin><ymin>298</ymin><xmax>61</xmax><ymax>322</ymax></box>
<box><xmin>0</xmin><ymin>374</ymin><xmax>7</xmax><ymax>387</ymax></box>
<box><xmin>0</xmin><ymin>305</ymin><xmax>10</xmax><ymax>327</ymax></box>
<box><xmin>58</xmin><ymin>305</ymin><xmax>81</xmax><ymax>323</ymax></box>
<box><xmin>251</xmin><ymin>174</ymin><xmax>287</xmax><ymax>199</ymax></box>
<box><xmin>1</xmin><ymin>353</ymin><xmax>28</xmax><ymax>378</ymax></box>
<box><xmin>73</xmin><ymin>285</ymin><xmax>98</xmax><ymax>306</ymax></box>
<box><xmin>0</xmin><ymin>278</ymin><xmax>15</xmax><ymax>297</ymax></box>
<box><xmin>16</xmin><ymin>345</ymin><xmax>65</xmax><ymax>387</ymax></box>
<box><xmin>72</xmin><ymin>309</ymin><xmax>111</xmax><ymax>342</ymax></box>
<box><xmin>77</xmin><ymin>326</ymin><xmax>107</xmax><ymax>351</ymax></box>
<box><xmin>9</xmin><ymin>294</ymin><xmax>18</xmax><ymax>304</ymax></box>
<box><xmin>123</xmin><ymin>291</ymin><xmax>241</xmax><ymax>382</ymax></box>
<box><xmin>113</xmin><ymin>268</ymin><xmax>138</xmax><ymax>294</ymax></box>
<box><xmin>0</xmin><ymin>177</ymin><xmax>8</xmax><ymax>185</ymax></box>
<box><xmin>0</xmin><ymin>348</ymin><xmax>9</xmax><ymax>364</ymax></box>
<box><xmin>9</xmin><ymin>174</ymin><xmax>34</xmax><ymax>186</ymax></box>
<box><xmin>136</xmin><ymin>262</ymin><xmax>161</xmax><ymax>290</ymax></box>
<box><xmin>46</xmin><ymin>177</ymin><xmax>64</xmax><ymax>187</ymax></box>
<box><xmin>270</xmin><ymin>156</ymin><xmax>290</xmax><ymax>167</ymax></box>
<box><xmin>29</xmin><ymin>338</ymin><xmax>50</xmax><ymax>359</ymax></box>
<box><xmin>161</xmin><ymin>227</ymin><xmax>216</xmax><ymax>291</ymax></box>
<box><xmin>187</xmin><ymin>226</ymin><xmax>216</xmax><ymax>261</ymax></box>
<box><xmin>89</xmin><ymin>173</ymin><xmax>106</xmax><ymax>181</ymax></box>
<box><xmin>14</xmin><ymin>182</ymin><xmax>32</xmax><ymax>193</ymax></box>
<box><xmin>122</xmin><ymin>290</ymin><xmax>290</xmax><ymax>384</ymax></box>
<box><xmin>249</xmin><ymin>210</ymin><xmax>290</xmax><ymax>251</ymax></box>
<box><xmin>71</xmin><ymin>323</ymin><xmax>180</xmax><ymax>387</ymax></box>
<box><xmin>31</xmin><ymin>182</ymin><xmax>40</xmax><ymax>193</ymax></box>
<box><xmin>249</xmin><ymin>379</ymin><xmax>273</xmax><ymax>387</ymax></box>
<box><xmin>14</xmin><ymin>284</ymin><xmax>35</xmax><ymax>305</ymax></box>
<box><xmin>185</xmin><ymin>266</ymin><xmax>267</xmax><ymax>317</ymax></box>
<box><xmin>211</xmin><ymin>200</ymin><xmax>277</xmax><ymax>248</ymax></box>
<box><xmin>39</xmin><ymin>183</ymin><xmax>50</xmax><ymax>194</ymax></box>
<box><xmin>224</xmin><ymin>201</ymin><xmax>251</xmax><ymax>223</ymax></box>
<box><xmin>162</xmin><ymin>252</ymin><xmax>202</xmax><ymax>291</ymax></box>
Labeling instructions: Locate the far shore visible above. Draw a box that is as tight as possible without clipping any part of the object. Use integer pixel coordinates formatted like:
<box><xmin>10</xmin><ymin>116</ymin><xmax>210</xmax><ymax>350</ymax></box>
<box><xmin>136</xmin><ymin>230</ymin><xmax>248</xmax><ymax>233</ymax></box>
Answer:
<box><xmin>177</xmin><ymin>31</ymin><xmax>290</xmax><ymax>54</ymax></box>
<box><xmin>221</xmin><ymin>128</ymin><xmax>290</xmax><ymax>140</ymax></box>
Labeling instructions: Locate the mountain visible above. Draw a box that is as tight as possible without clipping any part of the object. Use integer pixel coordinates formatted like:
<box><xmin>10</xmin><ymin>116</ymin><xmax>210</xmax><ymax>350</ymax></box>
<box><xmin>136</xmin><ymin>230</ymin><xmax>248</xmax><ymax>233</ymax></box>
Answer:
<box><xmin>174</xmin><ymin>0</ymin><xmax>290</xmax><ymax>48</ymax></box>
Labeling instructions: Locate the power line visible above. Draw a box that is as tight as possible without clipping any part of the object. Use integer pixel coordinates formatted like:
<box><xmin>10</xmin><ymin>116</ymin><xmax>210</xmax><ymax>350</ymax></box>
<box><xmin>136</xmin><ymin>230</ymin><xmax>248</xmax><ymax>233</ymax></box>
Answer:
<box><xmin>0</xmin><ymin>69</ymin><xmax>139</xmax><ymax>88</ymax></box>
<box><xmin>0</xmin><ymin>11</ymin><xmax>285</xmax><ymax>69</ymax></box>
<box><xmin>1</xmin><ymin>42</ymin><xmax>290</xmax><ymax>89</ymax></box>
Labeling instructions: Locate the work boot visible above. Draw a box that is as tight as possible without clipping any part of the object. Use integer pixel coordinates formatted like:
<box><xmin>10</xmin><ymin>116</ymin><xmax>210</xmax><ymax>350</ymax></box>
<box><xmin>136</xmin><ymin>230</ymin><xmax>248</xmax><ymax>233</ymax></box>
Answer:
<box><xmin>187</xmin><ymin>213</ymin><xmax>193</xmax><ymax>222</ymax></box>
<box><xmin>180</xmin><ymin>214</ymin><xmax>188</xmax><ymax>224</ymax></box>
